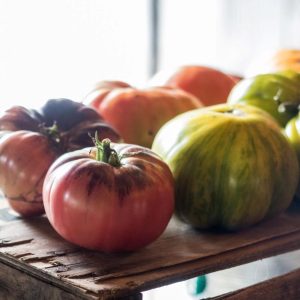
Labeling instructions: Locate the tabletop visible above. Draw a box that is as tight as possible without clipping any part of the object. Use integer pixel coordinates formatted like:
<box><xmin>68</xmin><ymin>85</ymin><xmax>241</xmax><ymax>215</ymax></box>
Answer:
<box><xmin>0</xmin><ymin>199</ymin><xmax>300</xmax><ymax>299</ymax></box>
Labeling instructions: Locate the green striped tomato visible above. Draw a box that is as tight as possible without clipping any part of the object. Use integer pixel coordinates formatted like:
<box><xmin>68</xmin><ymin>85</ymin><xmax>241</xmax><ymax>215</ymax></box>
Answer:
<box><xmin>284</xmin><ymin>113</ymin><xmax>300</xmax><ymax>197</ymax></box>
<box><xmin>227</xmin><ymin>74</ymin><xmax>300</xmax><ymax>127</ymax></box>
<box><xmin>152</xmin><ymin>104</ymin><xmax>299</xmax><ymax>230</ymax></box>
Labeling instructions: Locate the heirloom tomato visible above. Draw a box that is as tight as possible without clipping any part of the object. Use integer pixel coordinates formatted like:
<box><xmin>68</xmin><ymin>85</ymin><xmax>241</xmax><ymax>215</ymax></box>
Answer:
<box><xmin>285</xmin><ymin>113</ymin><xmax>300</xmax><ymax>162</ymax></box>
<box><xmin>83</xmin><ymin>80</ymin><xmax>131</xmax><ymax>108</ymax></box>
<box><xmin>88</xmin><ymin>87</ymin><xmax>201</xmax><ymax>148</ymax></box>
<box><xmin>284</xmin><ymin>113</ymin><xmax>300</xmax><ymax>197</ymax></box>
<box><xmin>0</xmin><ymin>99</ymin><xmax>120</xmax><ymax>217</ymax></box>
<box><xmin>270</xmin><ymin>49</ymin><xmax>300</xmax><ymax>72</ymax></box>
<box><xmin>43</xmin><ymin>137</ymin><xmax>174</xmax><ymax>252</ymax></box>
<box><xmin>228</xmin><ymin>73</ymin><xmax>300</xmax><ymax>127</ymax></box>
<box><xmin>152</xmin><ymin>104</ymin><xmax>299</xmax><ymax>230</ymax></box>
<box><xmin>248</xmin><ymin>49</ymin><xmax>300</xmax><ymax>75</ymax></box>
<box><xmin>148</xmin><ymin>65</ymin><xmax>237</xmax><ymax>106</ymax></box>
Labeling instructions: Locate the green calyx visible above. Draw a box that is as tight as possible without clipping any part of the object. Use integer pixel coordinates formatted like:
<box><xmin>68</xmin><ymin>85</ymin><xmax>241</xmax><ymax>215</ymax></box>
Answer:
<box><xmin>39</xmin><ymin>121</ymin><xmax>61</xmax><ymax>144</ymax></box>
<box><xmin>92</xmin><ymin>132</ymin><xmax>121</xmax><ymax>167</ymax></box>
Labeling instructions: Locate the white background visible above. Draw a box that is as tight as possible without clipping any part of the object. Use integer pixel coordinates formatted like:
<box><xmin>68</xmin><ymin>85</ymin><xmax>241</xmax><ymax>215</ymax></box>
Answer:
<box><xmin>0</xmin><ymin>0</ymin><xmax>149</xmax><ymax>110</ymax></box>
<box><xmin>1</xmin><ymin>0</ymin><xmax>300</xmax><ymax>112</ymax></box>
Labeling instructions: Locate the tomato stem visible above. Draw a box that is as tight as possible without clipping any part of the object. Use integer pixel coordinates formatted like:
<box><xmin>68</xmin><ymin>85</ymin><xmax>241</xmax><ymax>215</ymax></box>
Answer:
<box><xmin>93</xmin><ymin>133</ymin><xmax>121</xmax><ymax>167</ymax></box>
<box><xmin>39</xmin><ymin>121</ymin><xmax>61</xmax><ymax>144</ymax></box>
<box><xmin>102</xmin><ymin>139</ymin><xmax>111</xmax><ymax>163</ymax></box>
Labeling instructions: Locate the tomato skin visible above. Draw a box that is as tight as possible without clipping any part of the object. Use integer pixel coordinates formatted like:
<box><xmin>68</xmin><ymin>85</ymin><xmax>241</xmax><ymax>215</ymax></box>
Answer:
<box><xmin>148</xmin><ymin>65</ymin><xmax>236</xmax><ymax>106</ymax></box>
<box><xmin>43</xmin><ymin>144</ymin><xmax>174</xmax><ymax>252</ymax></box>
<box><xmin>0</xmin><ymin>131</ymin><xmax>58</xmax><ymax>216</ymax></box>
<box><xmin>284</xmin><ymin>114</ymin><xmax>300</xmax><ymax>197</ymax></box>
<box><xmin>228</xmin><ymin>74</ymin><xmax>300</xmax><ymax>127</ymax></box>
<box><xmin>152</xmin><ymin>104</ymin><xmax>299</xmax><ymax>230</ymax></box>
<box><xmin>0</xmin><ymin>99</ymin><xmax>121</xmax><ymax>217</ymax></box>
<box><xmin>93</xmin><ymin>87</ymin><xmax>201</xmax><ymax>148</ymax></box>
<box><xmin>83</xmin><ymin>80</ymin><xmax>131</xmax><ymax>108</ymax></box>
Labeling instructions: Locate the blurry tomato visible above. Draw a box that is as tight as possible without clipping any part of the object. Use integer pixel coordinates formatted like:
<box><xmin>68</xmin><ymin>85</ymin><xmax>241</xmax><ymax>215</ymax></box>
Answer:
<box><xmin>83</xmin><ymin>80</ymin><xmax>131</xmax><ymax>108</ymax></box>
<box><xmin>88</xmin><ymin>87</ymin><xmax>201</xmax><ymax>148</ymax></box>
<box><xmin>149</xmin><ymin>65</ymin><xmax>236</xmax><ymax>106</ymax></box>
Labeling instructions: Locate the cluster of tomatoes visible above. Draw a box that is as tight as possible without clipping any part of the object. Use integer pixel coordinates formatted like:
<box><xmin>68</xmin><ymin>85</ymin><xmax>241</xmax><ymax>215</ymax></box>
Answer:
<box><xmin>0</xmin><ymin>64</ymin><xmax>236</xmax><ymax>252</ymax></box>
<box><xmin>0</xmin><ymin>98</ymin><xmax>176</xmax><ymax>253</ymax></box>
<box><xmin>3</xmin><ymin>59</ymin><xmax>300</xmax><ymax>253</ymax></box>
<box><xmin>0</xmin><ymin>65</ymin><xmax>240</xmax><ymax>253</ymax></box>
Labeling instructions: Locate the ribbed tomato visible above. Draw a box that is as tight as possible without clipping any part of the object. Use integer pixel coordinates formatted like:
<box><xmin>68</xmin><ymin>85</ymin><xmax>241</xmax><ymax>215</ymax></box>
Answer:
<box><xmin>284</xmin><ymin>113</ymin><xmax>300</xmax><ymax>197</ymax></box>
<box><xmin>43</xmin><ymin>138</ymin><xmax>174</xmax><ymax>252</ymax></box>
<box><xmin>87</xmin><ymin>87</ymin><xmax>201</xmax><ymax>148</ymax></box>
<box><xmin>83</xmin><ymin>80</ymin><xmax>131</xmax><ymax>108</ymax></box>
<box><xmin>152</xmin><ymin>104</ymin><xmax>299</xmax><ymax>230</ymax></box>
<box><xmin>227</xmin><ymin>73</ymin><xmax>300</xmax><ymax>127</ymax></box>
<box><xmin>0</xmin><ymin>99</ymin><xmax>120</xmax><ymax>217</ymax></box>
<box><xmin>148</xmin><ymin>65</ymin><xmax>237</xmax><ymax>105</ymax></box>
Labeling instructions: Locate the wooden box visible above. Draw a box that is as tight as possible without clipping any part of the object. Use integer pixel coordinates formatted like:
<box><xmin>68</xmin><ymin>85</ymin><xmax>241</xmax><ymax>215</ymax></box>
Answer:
<box><xmin>1</xmin><ymin>199</ymin><xmax>300</xmax><ymax>299</ymax></box>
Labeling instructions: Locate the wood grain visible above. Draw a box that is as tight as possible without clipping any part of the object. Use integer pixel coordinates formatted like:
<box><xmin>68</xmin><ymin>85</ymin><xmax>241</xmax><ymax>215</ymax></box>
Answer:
<box><xmin>0</xmin><ymin>201</ymin><xmax>300</xmax><ymax>299</ymax></box>
<box><xmin>0</xmin><ymin>260</ymin><xmax>143</xmax><ymax>300</ymax></box>
<box><xmin>0</xmin><ymin>260</ymin><xmax>90</xmax><ymax>300</ymax></box>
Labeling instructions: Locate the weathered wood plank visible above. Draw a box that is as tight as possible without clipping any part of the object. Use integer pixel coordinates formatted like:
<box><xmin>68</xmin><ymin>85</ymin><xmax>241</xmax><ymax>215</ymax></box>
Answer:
<box><xmin>0</xmin><ymin>260</ymin><xmax>90</xmax><ymax>300</ymax></box>
<box><xmin>0</xmin><ymin>258</ymin><xmax>143</xmax><ymax>300</ymax></box>
<box><xmin>208</xmin><ymin>267</ymin><xmax>300</xmax><ymax>300</ymax></box>
<box><xmin>81</xmin><ymin>230</ymin><xmax>300</xmax><ymax>295</ymax></box>
<box><xmin>0</xmin><ymin>201</ymin><xmax>300</xmax><ymax>298</ymax></box>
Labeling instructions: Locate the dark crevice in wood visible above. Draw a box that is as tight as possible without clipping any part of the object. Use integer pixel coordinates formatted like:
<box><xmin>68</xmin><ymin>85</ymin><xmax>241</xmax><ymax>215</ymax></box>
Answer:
<box><xmin>47</xmin><ymin>249</ymin><xmax>80</xmax><ymax>257</ymax></box>
<box><xmin>20</xmin><ymin>250</ymin><xmax>81</xmax><ymax>264</ymax></box>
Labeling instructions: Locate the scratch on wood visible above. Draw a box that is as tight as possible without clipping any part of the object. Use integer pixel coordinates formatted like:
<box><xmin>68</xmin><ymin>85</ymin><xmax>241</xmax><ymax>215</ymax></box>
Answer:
<box><xmin>45</xmin><ymin>263</ymin><xmax>99</xmax><ymax>279</ymax></box>
<box><xmin>47</xmin><ymin>250</ymin><xmax>74</xmax><ymax>256</ymax></box>
<box><xmin>92</xmin><ymin>269</ymin><xmax>149</xmax><ymax>283</ymax></box>
<box><xmin>21</xmin><ymin>254</ymin><xmax>57</xmax><ymax>263</ymax></box>
<box><xmin>64</xmin><ymin>272</ymin><xmax>98</xmax><ymax>280</ymax></box>
<box><xmin>0</xmin><ymin>238</ymin><xmax>33</xmax><ymax>247</ymax></box>
<box><xmin>22</xmin><ymin>249</ymin><xmax>81</xmax><ymax>263</ymax></box>
<box><xmin>55</xmin><ymin>265</ymin><xmax>70</xmax><ymax>273</ymax></box>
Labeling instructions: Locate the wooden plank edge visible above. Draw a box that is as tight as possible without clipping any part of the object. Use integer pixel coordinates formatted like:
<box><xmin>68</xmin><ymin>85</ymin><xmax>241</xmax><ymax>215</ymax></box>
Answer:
<box><xmin>1</xmin><ymin>230</ymin><xmax>300</xmax><ymax>299</ymax></box>
<box><xmin>0</xmin><ymin>260</ymin><xmax>91</xmax><ymax>300</ymax></box>
<box><xmin>0</xmin><ymin>253</ymin><xmax>142</xmax><ymax>300</ymax></box>
<box><xmin>56</xmin><ymin>223</ymin><xmax>300</xmax><ymax>284</ymax></box>
<box><xmin>90</xmin><ymin>230</ymin><xmax>300</xmax><ymax>297</ymax></box>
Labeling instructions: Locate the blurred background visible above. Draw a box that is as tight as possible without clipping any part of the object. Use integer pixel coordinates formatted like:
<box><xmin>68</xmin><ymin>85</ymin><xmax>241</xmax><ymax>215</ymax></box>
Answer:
<box><xmin>1</xmin><ymin>0</ymin><xmax>300</xmax><ymax>298</ymax></box>
<box><xmin>1</xmin><ymin>0</ymin><xmax>300</xmax><ymax>110</ymax></box>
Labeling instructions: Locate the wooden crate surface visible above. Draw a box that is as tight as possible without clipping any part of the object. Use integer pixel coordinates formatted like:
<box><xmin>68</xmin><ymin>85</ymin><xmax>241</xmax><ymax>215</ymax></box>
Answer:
<box><xmin>1</xmin><ymin>199</ymin><xmax>300</xmax><ymax>299</ymax></box>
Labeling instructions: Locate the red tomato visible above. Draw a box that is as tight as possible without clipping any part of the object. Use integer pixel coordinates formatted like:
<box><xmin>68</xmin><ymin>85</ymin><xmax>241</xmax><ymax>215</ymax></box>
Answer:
<box><xmin>88</xmin><ymin>87</ymin><xmax>201</xmax><ymax>148</ymax></box>
<box><xmin>43</xmin><ymin>138</ymin><xmax>174</xmax><ymax>252</ymax></box>
<box><xmin>149</xmin><ymin>65</ymin><xmax>237</xmax><ymax>106</ymax></box>
<box><xmin>83</xmin><ymin>80</ymin><xmax>131</xmax><ymax>108</ymax></box>
<box><xmin>0</xmin><ymin>131</ymin><xmax>59</xmax><ymax>216</ymax></box>
<box><xmin>0</xmin><ymin>99</ymin><xmax>120</xmax><ymax>217</ymax></box>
